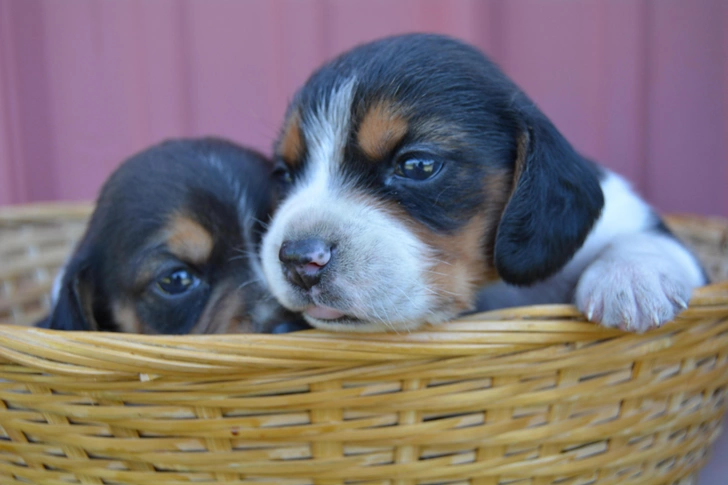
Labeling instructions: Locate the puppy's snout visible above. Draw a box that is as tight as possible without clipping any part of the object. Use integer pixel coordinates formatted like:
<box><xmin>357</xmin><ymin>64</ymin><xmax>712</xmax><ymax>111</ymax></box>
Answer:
<box><xmin>279</xmin><ymin>238</ymin><xmax>332</xmax><ymax>290</ymax></box>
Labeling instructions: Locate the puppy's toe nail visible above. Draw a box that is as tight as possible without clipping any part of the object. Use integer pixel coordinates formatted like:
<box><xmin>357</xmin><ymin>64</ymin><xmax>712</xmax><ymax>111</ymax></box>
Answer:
<box><xmin>651</xmin><ymin>312</ymin><xmax>661</xmax><ymax>327</ymax></box>
<box><xmin>621</xmin><ymin>312</ymin><xmax>632</xmax><ymax>329</ymax></box>
<box><xmin>667</xmin><ymin>292</ymin><xmax>689</xmax><ymax>310</ymax></box>
<box><xmin>586</xmin><ymin>305</ymin><xmax>594</xmax><ymax>321</ymax></box>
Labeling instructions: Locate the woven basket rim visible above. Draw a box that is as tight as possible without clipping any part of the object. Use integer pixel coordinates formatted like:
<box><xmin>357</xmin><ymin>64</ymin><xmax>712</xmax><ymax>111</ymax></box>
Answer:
<box><xmin>0</xmin><ymin>280</ymin><xmax>726</xmax><ymax>379</ymax></box>
<box><xmin>1</xmin><ymin>278</ymin><xmax>727</xmax><ymax>337</ymax></box>
<box><xmin>1</xmin><ymin>203</ymin><xmax>727</xmax><ymax>372</ymax></box>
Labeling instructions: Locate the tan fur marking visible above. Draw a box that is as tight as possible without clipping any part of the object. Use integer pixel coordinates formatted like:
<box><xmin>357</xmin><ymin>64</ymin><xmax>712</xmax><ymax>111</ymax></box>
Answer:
<box><xmin>371</xmin><ymin>169</ymin><xmax>511</xmax><ymax>317</ymax></box>
<box><xmin>278</xmin><ymin>110</ymin><xmax>304</xmax><ymax>166</ymax></box>
<box><xmin>192</xmin><ymin>284</ymin><xmax>252</xmax><ymax>334</ymax></box>
<box><xmin>512</xmin><ymin>132</ymin><xmax>529</xmax><ymax>188</ymax></box>
<box><xmin>482</xmin><ymin>170</ymin><xmax>513</xmax><ymax>273</ymax></box>
<box><xmin>357</xmin><ymin>101</ymin><xmax>408</xmax><ymax>160</ymax></box>
<box><xmin>112</xmin><ymin>301</ymin><xmax>143</xmax><ymax>334</ymax></box>
<box><xmin>166</xmin><ymin>215</ymin><xmax>213</xmax><ymax>265</ymax></box>
<box><xmin>77</xmin><ymin>278</ymin><xmax>99</xmax><ymax>331</ymax></box>
<box><xmin>411</xmin><ymin>117</ymin><xmax>468</xmax><ymax>151</ymax></box>
<box><xmin>482</xmin><ymin>132</ymin><xmax>528</xmax><ymax>278</ymax></box>
<box><xmin>422</xmin><ymin>215</ymin><xmax>492</xmax><ymax>315</ymax></box>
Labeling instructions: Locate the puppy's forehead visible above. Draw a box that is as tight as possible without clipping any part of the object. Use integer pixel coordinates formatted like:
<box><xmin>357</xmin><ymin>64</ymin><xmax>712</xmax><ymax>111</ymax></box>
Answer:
<box><xmin>356</xmin><ymin>101</ymin><xmax>408</xmax><ymax>160</ymax></box>
<box><xmin>281</xmin><ymin>79</ymin><xmax>438</xmax><ymax>168</ymax></box>
<box><xmin>279</xmin><ymin>42</ymin><xmax>511</xmax><ymax>168</ymax></box>
<box><xmin>299</xmin><ymin>77</ymin><xmax>358</xmax><ymax>168</ymax></box>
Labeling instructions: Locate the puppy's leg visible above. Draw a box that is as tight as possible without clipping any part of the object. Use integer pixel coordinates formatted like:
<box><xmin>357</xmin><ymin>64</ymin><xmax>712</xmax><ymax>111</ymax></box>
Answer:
<box><xmin>477</xmin><ymin>171</ymin><xmax>706</xmax><ymax>332</ymax></box>
<box><xmin>475</xmin><ymin>277</ymin><xmax>577</xmax><ymax>312</ymax></box>
<box><xmin>477</xmin><ymin>231</ymin><xmax>705</xmax><ymax>332</ymax></box>
<box><xmin>572</xmin><ymin>173</ymin><xmax>706</xmax><ymax>332</ymax></box>
<box><xmin>574</xmin><ymin>231</ymin><xmax>705</xmax><ymax>332</ymax></box>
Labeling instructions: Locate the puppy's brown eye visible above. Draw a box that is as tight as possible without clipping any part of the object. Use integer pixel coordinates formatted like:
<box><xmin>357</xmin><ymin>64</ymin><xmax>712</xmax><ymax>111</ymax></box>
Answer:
<box><xmin>157</xmin><ymin>270</ymin><xmax>200</xmax><ymax>295</ymax></box>
<box><xmin>395</xmin><ymin>158</ymin><xmax>443</xmax><ymax>181</ymax></box>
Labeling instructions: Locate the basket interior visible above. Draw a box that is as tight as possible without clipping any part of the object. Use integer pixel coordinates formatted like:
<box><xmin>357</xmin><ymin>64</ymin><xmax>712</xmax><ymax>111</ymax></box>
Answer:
<box><xmin>0</xmin><ymin>204</ymin><xmax>91</xmax><ymax>326</ymax></box>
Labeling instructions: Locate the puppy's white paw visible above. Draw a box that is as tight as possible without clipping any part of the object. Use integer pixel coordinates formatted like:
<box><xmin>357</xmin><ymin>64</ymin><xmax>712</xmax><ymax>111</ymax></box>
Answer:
<box><xmin>575</xmin><ymin>257</ymin><xmax>691</xmax><ymax>333</ymax></box>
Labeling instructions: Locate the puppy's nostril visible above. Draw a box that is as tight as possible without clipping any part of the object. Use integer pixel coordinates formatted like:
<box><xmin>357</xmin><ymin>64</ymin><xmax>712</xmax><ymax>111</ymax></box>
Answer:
<box><xmin>279</xmin><ymin>238</ymin><xmax>332</xmax><ymax>290</ymax></box>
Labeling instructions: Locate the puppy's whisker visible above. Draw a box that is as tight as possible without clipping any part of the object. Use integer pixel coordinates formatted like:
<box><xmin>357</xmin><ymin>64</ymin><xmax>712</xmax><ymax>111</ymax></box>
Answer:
<box><xmin>424</xmin><ymin>270</ymin><xmax>450</xmax><ymax>277</ymax></box>
<box><xmin>237</xmin><ymin>279</ymin><xmax>261</xmax><ymax>291</ymax></box>
<box><xmin>378</xmin><ymin>308</ymin><xmax>400</xmax><ymax>335</ymax></box>
<box><xmin>252</xmin><ymin>217</ymin><xmax>271</xmax><ymax>230</ymax></box>
<box><xmin>424</xmin><ymin>287</ymin><xmax>459</xmax><ymax>298</ymax></box>
<box><xmin>252</xmin><ymin>292</ymin><xmax>276</xmax><ymax>303</ymax></box>
<box><xmin>393</xmin><ymin>286</ymin><xmax>416</xmax><ymax>308</ymax></box>
<box><xmin>369</xmin><ymin>301</ymin><xmax>396</xmax><ymax>333</ymax></box>
<box><xmin>426</xmin><ymin>257</ymin><xmax>452</xmax><ymax>267</ymax></box>
<box><xmin>383</xmin><ymin>293</ymin><xmax>409</xmax><ymax>333</ymax></box>
<box><xmin>433</xmin><ymin>186</ymin><xmax>451</xmax><ymax>206</ymax></box>
<box><xmin>376</xmin><ymin>289</ymin><xmax>410</xmax><ymax>333</ymax></box>
<box><xmin>231</xmin><ymin>247</ymin><xmax>262</xmax><ymax>260</ymax></box>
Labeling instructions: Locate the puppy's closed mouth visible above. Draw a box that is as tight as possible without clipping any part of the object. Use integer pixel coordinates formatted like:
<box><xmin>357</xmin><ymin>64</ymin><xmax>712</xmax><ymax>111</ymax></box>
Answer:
<box><xmin>303</xmin><ymin>305</ymin><xmax>367</xmax><ymax>326</ymax></box>
<box><xmin>305</xmin><ymin>305</ymin><xmax>347</xmax><ymax>320</ymax></box>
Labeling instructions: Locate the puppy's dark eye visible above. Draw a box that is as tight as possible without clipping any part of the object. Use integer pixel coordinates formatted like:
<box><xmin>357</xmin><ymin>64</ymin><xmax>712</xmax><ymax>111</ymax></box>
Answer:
<box><xmin>394</xmin><ymin>157</ymin><xmax>443</xmax><ymax>181</ymax></box>
<box><xmin>272</xmin><ymin>163</ymin><xmax>293</xmax><ymax>185</ymax></box>
<box><xmin>156</xmin><ymin>270</ymin><xmax>200</xmax><ymax>295</ymax></box>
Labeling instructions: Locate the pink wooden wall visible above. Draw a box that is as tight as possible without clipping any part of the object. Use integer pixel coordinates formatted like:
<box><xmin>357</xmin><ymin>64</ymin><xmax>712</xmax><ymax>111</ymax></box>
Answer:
<box><xmin>0</xmin><ymin>0</ymin><xmax>726</xmax><ymax>217</ymax></box>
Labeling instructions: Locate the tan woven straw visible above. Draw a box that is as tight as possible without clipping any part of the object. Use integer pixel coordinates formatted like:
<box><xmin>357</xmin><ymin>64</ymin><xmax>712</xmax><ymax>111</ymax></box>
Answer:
<box><xmin>0</xmin><ymin>203</ymin><xmax>727</xmax><ymax>485</ymax></box>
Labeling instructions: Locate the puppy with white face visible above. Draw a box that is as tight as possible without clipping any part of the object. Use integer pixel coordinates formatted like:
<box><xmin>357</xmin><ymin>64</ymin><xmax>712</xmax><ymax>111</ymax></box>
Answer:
<box><xmin>39</xmin><ymin>138</ymin><xmax>308</xmax><ymax>335</ymax></box>
<box><xmin>262</xmin><ymin>33</ymin><xmax>707</xmax><ymax>333</ymax></box>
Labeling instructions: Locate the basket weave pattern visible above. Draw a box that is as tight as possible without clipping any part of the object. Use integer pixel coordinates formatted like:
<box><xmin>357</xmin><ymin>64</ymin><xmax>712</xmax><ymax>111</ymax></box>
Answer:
<box><xmin>0</xmin><ymin>205</ymin><xmax>727</xmax><ymax>485</ymax></box>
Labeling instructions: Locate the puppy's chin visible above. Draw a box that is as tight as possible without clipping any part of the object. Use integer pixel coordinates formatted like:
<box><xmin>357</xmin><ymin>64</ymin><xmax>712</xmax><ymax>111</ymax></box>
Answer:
<box><xmin>300</xmin><ymin>309</ymin><xmax>450</xmax><ymax>333</ymax></box>
<box><xmin>275</xmin><ymin>296</ymin><xmax>447</xmax><ymax>333</ymax></box>
<box><xmin>304</xmin><ymin>314</ymin><xmax>391</xmax><ymax>332</ymax></box>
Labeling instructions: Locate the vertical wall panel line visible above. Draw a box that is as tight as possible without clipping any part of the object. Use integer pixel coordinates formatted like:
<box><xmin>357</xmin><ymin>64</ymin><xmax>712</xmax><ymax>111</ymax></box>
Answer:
<box><xmin>0</xmin><ymin>0</ymin><xmax>22</xmax><ymax>204</ymax></box>
<box><xmin>175</xmin><ymin>0</ymin><xmax>195</xmax><ymax>136</ymax></box>
<box><xmin>638</xmin><ymin>0</ymin><xmax>653</xmax><ymax>198</ymax></box>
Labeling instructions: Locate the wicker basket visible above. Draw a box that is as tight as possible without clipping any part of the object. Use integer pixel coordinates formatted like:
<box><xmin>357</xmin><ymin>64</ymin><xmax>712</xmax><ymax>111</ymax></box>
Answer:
<box><xmin>0</xmin><ymin>204</ymin><xmax>727</xmax><ymax>485</ymax></box>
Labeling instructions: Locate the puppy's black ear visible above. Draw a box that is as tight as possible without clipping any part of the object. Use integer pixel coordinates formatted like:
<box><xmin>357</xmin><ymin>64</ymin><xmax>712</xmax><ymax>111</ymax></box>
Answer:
<box><xmin>494</xmin><ymin>110</ymin><xmax>604</xmax><ymax>286</ymax></box>
<box><xmin>36</xmin><ymin>259</ymin><xmax>97</xmax><ymax>331</ymax></box>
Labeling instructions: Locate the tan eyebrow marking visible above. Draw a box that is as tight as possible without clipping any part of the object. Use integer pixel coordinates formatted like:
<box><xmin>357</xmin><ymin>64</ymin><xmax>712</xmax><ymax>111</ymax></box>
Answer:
<box><xmin>165</xmin><ymin>214</ymin><xmax>214</xmax><ymax>265</ymax></box>
<box><xmin>277</xmin><ymin>109</ymin><xmax>304</xmax><ymax>167</ymax></box>
<box><xmin>357</xmin><ymin>101</ymin><xmax>408</xmax><ymax>160</ymax></box>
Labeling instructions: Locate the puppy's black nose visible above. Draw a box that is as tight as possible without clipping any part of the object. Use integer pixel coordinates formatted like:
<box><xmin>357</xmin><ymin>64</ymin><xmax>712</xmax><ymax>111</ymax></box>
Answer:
<box><xmin>279</xmin><ymin>238</ymin><xmax>332</xmax><ymax>290</ymax></box>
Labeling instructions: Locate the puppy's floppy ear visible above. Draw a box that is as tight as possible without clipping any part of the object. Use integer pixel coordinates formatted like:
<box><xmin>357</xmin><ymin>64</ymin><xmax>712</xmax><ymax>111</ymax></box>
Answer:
<box><xmin>36</xmin><ymin>255</ymin><xmax>97</xmax><ymax>331</ymax></box>
<box><xmin>494</xmin><ymin>110</ymin><xmax>604</xmax><ymax>286</ymax></box>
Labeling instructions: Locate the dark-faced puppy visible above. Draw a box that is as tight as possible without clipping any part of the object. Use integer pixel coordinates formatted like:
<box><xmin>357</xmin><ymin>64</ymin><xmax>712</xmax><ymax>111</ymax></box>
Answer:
<box><xmin>261</xmin><ymin>33</ymin><xmax>706</xmax><ymax>333</ymax></box>
<box><xmin>38</xmin><ymin>137</ymin><xmax>307</xmax><ymax>334</ymax></box>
